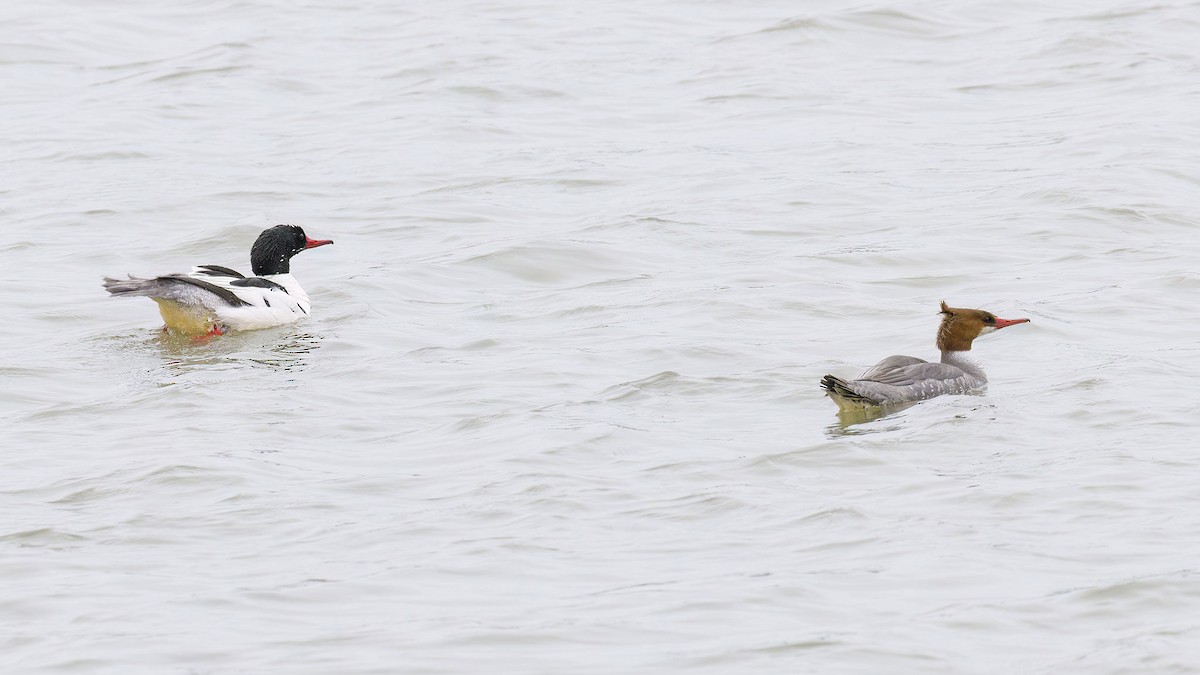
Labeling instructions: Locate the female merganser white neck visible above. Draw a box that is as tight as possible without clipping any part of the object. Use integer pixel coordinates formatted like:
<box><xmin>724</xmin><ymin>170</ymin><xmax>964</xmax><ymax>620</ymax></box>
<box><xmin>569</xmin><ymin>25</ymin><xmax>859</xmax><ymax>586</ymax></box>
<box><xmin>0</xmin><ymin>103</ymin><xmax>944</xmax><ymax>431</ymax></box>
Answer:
<box><xmin>103</xmin><ymin>224</ymin><xmax>333</xmax><ymax>336</ymax></box>
<box><xmin>821</xmin><ymin>301</ymin><xmax>1030</xmax><ymax>410</ymax></box>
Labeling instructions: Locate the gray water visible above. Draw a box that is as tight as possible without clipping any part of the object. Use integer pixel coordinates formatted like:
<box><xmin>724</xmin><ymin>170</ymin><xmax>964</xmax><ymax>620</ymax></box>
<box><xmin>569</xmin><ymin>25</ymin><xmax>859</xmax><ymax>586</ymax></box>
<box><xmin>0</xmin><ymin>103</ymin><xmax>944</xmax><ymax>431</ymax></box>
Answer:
<box><xmin>4</xmin><ymin>1</ymin><xmax>1200</xmax><ymax>673</ymax></box>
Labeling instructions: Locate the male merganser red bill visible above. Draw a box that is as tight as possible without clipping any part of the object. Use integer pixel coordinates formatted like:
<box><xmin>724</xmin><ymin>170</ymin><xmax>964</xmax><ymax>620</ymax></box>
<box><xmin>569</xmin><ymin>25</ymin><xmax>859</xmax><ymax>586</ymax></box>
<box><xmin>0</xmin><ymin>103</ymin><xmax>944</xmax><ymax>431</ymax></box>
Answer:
<box><xmin>821</xmin><ymin>301</ymin><xmax>1029</xmax><ymax>410</ymax></box>
<box><xmin>103</xmin><ymin>224</ymin><xmax>333</xmax><ymax>336</ymax></box>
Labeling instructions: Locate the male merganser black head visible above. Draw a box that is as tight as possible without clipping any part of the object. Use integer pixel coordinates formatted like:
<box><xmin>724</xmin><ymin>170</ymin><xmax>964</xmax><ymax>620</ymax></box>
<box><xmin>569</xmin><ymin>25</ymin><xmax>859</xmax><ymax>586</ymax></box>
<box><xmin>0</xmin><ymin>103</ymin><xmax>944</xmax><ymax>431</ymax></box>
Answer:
<box><xmin>250</xmin><ymin>225</ymin><xmax>333</xmax><ymax>276</ymax></box>
<box><xmin>936</xmin><ymin>300</ymin><xmax>1029</xmax><ymax>351</ymax></box>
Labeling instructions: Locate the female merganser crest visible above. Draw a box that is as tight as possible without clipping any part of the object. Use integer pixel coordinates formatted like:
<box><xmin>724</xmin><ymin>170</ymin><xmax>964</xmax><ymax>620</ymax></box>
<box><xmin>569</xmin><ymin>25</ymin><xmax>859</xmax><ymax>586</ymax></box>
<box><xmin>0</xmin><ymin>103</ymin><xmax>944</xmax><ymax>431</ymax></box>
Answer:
<box><xmin>821</xmin><ymin>301</ymin><xmax>1030</xmax><ymax>411</ymax></box>
<box><xmin>103</xmin><ymin>224</ymin><xmax>333</xmax><ymax>336</ymax></box>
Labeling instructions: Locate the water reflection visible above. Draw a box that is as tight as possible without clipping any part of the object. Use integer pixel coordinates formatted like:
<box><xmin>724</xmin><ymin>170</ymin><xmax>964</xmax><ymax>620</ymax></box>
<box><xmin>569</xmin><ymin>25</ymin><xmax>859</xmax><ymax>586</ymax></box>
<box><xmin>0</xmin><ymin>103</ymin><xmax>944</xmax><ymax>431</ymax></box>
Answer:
<box><xmin>825</xmin><ymin>401</ymin><xmax>917</xmax><ymax>436</ymax></box>
<box><xmin>141</xmin><ymin>327</ymin><xmax>324</xmax><ymax>375</ymax></box>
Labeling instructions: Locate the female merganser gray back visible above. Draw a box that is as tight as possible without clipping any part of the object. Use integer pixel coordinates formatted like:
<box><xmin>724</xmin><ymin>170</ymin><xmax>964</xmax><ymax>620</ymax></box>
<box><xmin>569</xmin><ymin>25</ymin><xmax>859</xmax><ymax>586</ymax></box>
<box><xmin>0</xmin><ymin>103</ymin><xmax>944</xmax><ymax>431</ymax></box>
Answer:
<box><xmin>821</xmin><ymin>301</ymin><xmax>1029</xmax><ymax>410</ymax></box>
<box><xmin>103</xmin><ymin>224</ymin><xmax>333</xmax><ymax>336</ymax></box>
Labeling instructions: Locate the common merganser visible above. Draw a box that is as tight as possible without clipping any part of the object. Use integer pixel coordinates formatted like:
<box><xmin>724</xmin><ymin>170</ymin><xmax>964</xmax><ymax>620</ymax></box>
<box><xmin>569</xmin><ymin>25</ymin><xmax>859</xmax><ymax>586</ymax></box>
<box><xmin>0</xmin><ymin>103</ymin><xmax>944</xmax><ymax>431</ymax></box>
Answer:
<box><xmin>821</xmin><ymin>301</ymin><xmax>1029</xmax><ymax>410</ymax></box>
<box><xmin>103</xmin><ymin>224</ymin><xmax>333</xmax><ymax>336</ymax></box>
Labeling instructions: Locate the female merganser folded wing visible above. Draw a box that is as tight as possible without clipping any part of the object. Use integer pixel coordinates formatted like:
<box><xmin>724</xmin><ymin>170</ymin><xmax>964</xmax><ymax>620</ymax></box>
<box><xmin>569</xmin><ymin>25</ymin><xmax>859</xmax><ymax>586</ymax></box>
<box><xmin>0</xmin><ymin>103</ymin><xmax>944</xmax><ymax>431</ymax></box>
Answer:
<box><xmin>103</xmin><ymin>224</ymin><xmax>333</xmax><ymax>336</ymax></box>
<box><xmin>821</xmin><ymin>301</ymin><xmax>1029</xmax><ymax>410</ymax></box>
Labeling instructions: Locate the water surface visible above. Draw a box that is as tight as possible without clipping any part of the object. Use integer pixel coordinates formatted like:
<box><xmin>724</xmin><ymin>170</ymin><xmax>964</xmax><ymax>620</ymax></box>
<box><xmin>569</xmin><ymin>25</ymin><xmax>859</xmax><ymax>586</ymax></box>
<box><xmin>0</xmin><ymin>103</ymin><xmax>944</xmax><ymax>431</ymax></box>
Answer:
<box><xmin>4</xmin><ymin>0</ymin><xmax>1200</xmax><ymax>672</ymax></box>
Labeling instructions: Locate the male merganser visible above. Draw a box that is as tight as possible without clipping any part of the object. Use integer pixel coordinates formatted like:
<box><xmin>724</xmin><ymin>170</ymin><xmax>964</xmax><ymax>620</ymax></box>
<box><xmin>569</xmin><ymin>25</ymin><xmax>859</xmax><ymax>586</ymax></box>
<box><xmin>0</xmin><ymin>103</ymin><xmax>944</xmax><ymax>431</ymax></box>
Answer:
<box><xmin>821</xmin><ymin>301</ymin><xmax>1029</xmax><ymax>410</ymax></box>
<box><xmin>103</xmin><ymin>224</ymin><xmax>333</xmax><ymax>336</ymax></box>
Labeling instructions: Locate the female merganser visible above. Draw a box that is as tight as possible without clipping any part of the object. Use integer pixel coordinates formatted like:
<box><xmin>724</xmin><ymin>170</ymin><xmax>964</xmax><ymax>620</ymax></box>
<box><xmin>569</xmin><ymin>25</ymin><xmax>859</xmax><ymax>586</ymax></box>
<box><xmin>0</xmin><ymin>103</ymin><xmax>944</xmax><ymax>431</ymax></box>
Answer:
<box><xmin>821</xmin><ymin>301</ymin><xmax>1029</xmax><ymax>410</ymax></box>
<box><xmin>103</xmin><ymin>224</ymin><xmax>333</xmax><ymax>336</ymax></box>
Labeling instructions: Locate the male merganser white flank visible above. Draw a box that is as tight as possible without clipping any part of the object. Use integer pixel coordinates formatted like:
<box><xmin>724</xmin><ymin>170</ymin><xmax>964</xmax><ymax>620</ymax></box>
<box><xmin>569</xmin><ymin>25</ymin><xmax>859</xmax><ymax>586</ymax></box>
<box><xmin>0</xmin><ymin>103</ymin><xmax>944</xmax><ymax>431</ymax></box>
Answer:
<box><xmin>103</xmin><ymin>224</ymin><xmax>333</xmax><ymax>336</ymax></box>
<box><xmin>821</xmin><ymin>301</ymin><xmax>1030</xmax><ymax>410</ymax></box>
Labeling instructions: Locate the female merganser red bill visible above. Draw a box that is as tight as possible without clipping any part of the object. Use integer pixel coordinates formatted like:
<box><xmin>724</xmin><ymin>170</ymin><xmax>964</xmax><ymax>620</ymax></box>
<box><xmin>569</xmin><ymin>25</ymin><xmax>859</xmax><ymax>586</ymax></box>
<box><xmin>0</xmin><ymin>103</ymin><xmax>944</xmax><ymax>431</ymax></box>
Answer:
<box><xmin>821</xmin><ymin>301</ymin><xmax>1030</xmax><ymax>410</ymax></box>
<box><xmin>103</xmin><ymin>224</ymin><xmax>333</xmax><ymax>336</ymax></box>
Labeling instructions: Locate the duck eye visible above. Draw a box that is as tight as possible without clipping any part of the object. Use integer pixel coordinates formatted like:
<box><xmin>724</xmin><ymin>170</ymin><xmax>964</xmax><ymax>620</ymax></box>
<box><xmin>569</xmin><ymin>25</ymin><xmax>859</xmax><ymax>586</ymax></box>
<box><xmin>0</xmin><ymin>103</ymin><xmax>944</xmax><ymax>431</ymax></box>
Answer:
<box><xmin>983</xmin><ymin>316</ymin><xmax>995</xmax><ymax>324</ymax></box>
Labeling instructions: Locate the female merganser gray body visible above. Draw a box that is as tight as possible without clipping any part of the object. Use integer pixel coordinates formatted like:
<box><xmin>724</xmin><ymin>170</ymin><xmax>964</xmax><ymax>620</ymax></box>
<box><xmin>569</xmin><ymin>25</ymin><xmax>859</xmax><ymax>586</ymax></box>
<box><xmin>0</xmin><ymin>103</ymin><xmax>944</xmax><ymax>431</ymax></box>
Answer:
<box><xmin>822</xmin><ymin>301</ymin><xmax>1029</xmax><ymax>410</ymax></box>
<box><xmin>103</xmin><ymin>224</ymin><xmax>333</xmax><ymax>336</ymax></box>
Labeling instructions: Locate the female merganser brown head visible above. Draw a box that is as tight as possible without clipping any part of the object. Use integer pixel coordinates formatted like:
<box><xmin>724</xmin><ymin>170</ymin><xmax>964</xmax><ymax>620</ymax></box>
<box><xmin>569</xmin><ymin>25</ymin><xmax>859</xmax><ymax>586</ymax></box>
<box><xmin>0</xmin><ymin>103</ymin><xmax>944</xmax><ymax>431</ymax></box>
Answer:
<box><xmin>936</xmin><ymin>300</ymin><xmax>1030</xmax><ymax>352</ymax></box>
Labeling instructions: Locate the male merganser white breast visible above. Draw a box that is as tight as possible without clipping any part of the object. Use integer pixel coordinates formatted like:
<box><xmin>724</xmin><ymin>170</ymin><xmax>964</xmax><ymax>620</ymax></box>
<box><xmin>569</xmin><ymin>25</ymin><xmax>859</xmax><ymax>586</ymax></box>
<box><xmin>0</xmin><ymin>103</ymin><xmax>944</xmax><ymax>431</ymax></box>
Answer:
<box><xmin>103</xmin><ymin>224</ymin><xmax>333</xmax><ymax>336</ymax></box>
<box><xmin>821</xmin><ymin>301</ymin><xmax>1030</xmax><ymax>410</ymax></box>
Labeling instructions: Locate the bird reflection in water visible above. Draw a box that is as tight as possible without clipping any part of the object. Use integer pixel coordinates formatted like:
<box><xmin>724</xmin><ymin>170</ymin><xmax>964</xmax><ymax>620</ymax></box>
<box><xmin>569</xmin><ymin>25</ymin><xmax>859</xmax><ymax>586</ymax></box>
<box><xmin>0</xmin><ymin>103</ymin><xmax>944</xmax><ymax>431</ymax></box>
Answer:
<box><xmin>825</xmin><ymin>401</ymin><xmax>917</xmax><ymax>437</ymax></box>
<box><xmin>149</xmin><ymin>327</ymin><xmax>322</xmax><ymax>374</ymax></box>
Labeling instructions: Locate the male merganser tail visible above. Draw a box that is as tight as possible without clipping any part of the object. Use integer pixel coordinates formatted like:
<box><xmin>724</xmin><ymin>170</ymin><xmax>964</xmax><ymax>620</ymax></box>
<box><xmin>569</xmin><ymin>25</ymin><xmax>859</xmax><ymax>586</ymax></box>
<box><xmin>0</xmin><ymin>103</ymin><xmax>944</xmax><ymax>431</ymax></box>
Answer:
<box><xmin>103</xmin><ymin>224</ymin><xmax>333</xmax><ymax>336</ymax></box>
<box><xmin>821</xmin><ymin>301</ymin><xmax>1029</xmax><ymax>411</ymax></box>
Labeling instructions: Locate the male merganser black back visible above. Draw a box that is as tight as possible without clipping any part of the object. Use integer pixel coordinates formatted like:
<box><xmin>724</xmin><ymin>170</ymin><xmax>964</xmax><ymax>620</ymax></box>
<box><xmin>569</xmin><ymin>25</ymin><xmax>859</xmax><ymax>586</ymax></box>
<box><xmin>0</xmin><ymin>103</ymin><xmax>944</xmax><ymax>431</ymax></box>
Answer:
<box><xmin>103</xmin><ymin>224</ymin><xmax>333</xmax><ymax>336</ymax></box>
<box><xmin>821</xmin><ymin>301</ymin><xmax>1030</xmax><ymax>410</ymax></box>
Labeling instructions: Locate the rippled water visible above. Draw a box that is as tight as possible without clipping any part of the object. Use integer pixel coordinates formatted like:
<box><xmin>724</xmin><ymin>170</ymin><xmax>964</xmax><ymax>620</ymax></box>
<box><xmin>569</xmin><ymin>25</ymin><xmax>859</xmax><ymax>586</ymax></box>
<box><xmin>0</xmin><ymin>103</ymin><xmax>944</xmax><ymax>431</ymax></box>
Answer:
<box><xmin>5</xmin><ymin>0</ymin><xmax>1200</xmax><ymax>672</ymax></box>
